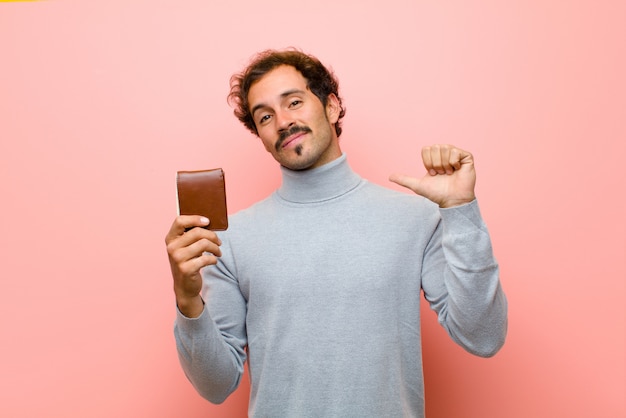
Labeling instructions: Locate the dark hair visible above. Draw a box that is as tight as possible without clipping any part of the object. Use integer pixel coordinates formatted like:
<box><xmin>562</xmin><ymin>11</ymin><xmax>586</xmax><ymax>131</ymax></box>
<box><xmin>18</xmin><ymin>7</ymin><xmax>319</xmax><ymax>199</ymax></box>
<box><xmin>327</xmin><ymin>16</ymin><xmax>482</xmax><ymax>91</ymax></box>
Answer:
<box><xmin>228</xmin><ymin>49</ymin><xmax>346</xmax><ymax>137</ymax></box>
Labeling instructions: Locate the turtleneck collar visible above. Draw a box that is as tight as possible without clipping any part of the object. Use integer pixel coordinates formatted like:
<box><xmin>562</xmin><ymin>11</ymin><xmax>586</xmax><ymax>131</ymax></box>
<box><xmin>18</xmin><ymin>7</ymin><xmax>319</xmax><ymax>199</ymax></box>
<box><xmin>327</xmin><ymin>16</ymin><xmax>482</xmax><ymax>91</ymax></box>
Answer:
<box><xmin>276</xmin><ymin>154</ymin><xmax>363</xmax><ymax>204</ymax></box>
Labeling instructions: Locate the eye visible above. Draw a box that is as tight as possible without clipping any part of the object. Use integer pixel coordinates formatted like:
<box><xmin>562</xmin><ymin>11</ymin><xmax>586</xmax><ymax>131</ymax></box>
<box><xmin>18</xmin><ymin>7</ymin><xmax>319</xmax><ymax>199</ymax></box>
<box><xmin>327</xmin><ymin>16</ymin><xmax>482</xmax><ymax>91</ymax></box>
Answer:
<box><xmin>258</xmin><ymin>114</ymin><xmax>272</xmax><ymax>125</ymax></box>
<box><xmin>289</xmin><ymin>100</ymin><xmax>302</xmax><ymax>108</ymax></box>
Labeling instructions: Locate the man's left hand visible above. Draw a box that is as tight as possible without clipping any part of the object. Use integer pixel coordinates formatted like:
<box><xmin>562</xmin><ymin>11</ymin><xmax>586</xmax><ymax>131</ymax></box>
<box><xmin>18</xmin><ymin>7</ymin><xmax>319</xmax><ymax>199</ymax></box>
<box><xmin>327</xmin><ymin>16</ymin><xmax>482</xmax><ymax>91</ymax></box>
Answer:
<box><xmin>389</xmin><ymin>144</ymin><xmax>477</xmax><ymax>208</ymax></box>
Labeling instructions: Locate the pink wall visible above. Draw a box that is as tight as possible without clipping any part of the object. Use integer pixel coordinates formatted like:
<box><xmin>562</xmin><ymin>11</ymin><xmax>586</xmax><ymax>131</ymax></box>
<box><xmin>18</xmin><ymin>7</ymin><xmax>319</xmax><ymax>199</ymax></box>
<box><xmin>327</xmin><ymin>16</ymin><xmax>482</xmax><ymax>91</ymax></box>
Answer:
<box><xmin>1</xmin><ymin>1</ymin><xmax>624</xmax><ymax>417</ymax></box>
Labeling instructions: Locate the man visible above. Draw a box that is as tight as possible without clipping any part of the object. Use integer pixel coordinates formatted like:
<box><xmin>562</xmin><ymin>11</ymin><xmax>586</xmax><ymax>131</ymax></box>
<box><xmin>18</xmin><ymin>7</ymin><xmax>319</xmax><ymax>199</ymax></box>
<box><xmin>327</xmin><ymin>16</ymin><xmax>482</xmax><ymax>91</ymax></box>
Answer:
<box><xmin>165</xmin><ymin>49</ymin><xmax>507</xmax><ymax>417</ymax></box>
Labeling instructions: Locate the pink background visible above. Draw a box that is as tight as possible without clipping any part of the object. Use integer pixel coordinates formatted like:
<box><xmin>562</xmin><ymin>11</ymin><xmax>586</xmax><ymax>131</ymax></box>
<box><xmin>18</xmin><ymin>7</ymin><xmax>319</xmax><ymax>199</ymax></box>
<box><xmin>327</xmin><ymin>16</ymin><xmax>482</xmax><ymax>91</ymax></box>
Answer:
<box><xmin>1</xmin><ymin>1</ymin><xmax>624</xmax><ymax>417</ymax></box>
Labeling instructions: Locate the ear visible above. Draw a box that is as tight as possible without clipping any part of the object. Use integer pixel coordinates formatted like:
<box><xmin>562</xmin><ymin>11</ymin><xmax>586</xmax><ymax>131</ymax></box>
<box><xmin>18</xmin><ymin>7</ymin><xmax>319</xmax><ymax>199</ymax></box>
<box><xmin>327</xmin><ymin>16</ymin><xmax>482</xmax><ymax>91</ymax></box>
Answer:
<box><xmin>325</xmin><ymin>93</ymin><xmax>341</xmax><ymax>124</ymax></box>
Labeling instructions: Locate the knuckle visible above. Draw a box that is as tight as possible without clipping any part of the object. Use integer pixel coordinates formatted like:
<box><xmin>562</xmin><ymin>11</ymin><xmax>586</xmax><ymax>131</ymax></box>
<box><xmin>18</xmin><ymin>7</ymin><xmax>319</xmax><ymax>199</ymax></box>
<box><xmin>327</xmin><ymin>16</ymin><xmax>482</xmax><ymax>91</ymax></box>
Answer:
<box><xmin>165</xmin><ymin>240</ymin><xmax>178</xmax><ymax>253</ymax></box>
<box><xmin>179</xmin><ymin>265</ymin><xmax>193</xmax><ymax>277</ymax></box>
<box><xmin>173</xmin><ymin>216</ymin><xmax>186</xmax><ymax>228</ymax></box>
<box><xmin>170</xmin><ymin>249</ymin><xmax>185</xmax><ymax>264</ymax></box>
<box><xmin>202</xmin><ymin>254</ymin><xmax>219</xmax><ymax>266</ymax></box>
<box><xmin>179</xmin><ymin>261</ymin><xmax>198</xmax><ymax>277</ymax></box>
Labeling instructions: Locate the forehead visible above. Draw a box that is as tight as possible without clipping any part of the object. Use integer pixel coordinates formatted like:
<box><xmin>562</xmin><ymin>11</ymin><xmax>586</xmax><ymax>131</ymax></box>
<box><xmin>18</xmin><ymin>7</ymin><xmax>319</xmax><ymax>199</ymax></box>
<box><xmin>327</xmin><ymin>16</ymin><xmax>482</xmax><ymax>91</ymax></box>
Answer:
<box><xmin>248</xmin><ymin>65</ymin><xmax>309</xmax><ymax>107</ymax></box>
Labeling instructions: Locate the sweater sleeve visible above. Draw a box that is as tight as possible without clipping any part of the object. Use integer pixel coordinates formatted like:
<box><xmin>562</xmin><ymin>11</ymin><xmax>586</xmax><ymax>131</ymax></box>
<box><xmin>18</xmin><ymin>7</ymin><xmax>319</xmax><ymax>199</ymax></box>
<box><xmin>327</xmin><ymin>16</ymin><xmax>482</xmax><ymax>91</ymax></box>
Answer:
<box><xmin>421</xmin><ymin>199</ymin><xmax>508</xmax><ymax>357</ymax></box>
<box><xmin>173</xmin><ymin>235</ymin><xmax>248</xmax><ymax>404</ymax></box>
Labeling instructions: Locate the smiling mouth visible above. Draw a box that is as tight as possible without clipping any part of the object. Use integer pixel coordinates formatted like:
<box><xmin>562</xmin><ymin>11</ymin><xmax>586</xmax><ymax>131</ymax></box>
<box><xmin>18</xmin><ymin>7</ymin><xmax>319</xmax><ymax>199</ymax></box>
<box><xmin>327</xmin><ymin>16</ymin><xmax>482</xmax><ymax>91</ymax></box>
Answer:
<box><xmin>282</xmin><ymin>132</ymin><xmax>306</xmax><ymax>148</ymax></box>
<box><xmin>275</xmin><ymin>126</ymin><xmax>312</xmax><ymax>151</ymax></box>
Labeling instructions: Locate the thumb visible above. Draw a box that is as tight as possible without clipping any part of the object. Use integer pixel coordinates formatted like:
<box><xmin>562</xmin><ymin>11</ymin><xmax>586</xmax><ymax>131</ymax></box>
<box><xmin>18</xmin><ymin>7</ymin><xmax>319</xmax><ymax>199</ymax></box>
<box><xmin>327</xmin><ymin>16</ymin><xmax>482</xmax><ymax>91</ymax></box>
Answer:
<box><xmin>389</xmin><ymin>173</ymin><xmax>425</xmax><ymax>196</ymax></box>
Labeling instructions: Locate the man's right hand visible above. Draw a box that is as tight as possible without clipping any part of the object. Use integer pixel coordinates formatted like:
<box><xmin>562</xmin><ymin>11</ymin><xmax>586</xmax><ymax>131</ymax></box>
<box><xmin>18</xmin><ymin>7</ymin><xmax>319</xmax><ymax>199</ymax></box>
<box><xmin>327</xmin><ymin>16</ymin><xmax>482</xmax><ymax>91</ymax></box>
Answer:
<box><xmin>165</xmin><ymin>215</ymin><xmax>222</xmax><ymax>318</ymax></box>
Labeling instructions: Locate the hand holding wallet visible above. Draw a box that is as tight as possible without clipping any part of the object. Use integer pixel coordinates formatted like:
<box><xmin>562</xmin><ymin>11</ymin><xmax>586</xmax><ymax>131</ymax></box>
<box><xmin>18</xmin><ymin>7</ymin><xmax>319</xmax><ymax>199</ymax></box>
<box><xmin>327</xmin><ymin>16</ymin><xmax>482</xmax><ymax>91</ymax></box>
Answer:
<box><xmin>176</xmin><ymin>168</ymin><xmax>228</xmax><ymax>231</ymax></box>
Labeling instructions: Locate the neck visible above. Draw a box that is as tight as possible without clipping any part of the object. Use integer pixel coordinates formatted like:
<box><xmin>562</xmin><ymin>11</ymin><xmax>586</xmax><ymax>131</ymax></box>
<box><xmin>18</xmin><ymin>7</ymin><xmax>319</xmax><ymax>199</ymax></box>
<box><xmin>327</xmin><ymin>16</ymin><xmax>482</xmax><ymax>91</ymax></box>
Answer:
<box><xmin>277</xmin><ymin>154</ymin><xmax>362</xmax><ymax>203</ymax></box>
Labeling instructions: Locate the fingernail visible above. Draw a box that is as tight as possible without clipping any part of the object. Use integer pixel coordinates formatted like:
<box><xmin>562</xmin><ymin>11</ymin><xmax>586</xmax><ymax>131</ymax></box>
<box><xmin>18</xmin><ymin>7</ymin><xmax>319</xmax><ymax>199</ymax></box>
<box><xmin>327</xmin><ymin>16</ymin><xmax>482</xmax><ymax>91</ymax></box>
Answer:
<box><xmin>200</xmin><ymin>217</ymin><xmax>209</xmax><ymax>224</ymax></box>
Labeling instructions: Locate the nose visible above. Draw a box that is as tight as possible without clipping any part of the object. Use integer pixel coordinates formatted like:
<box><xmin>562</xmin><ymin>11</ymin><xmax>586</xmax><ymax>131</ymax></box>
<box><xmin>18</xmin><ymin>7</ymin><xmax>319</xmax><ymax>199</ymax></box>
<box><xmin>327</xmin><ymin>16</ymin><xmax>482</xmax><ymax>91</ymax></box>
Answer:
<box><xmin>275</xmin><ymin>109</ymin><xmax>294</xmax><ymax>132</ymax></box>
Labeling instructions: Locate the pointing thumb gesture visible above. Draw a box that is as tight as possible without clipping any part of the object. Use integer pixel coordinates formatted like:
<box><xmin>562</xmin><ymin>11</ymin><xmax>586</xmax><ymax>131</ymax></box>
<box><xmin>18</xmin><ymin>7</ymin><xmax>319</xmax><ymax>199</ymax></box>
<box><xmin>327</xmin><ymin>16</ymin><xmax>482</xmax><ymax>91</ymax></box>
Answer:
<box><xmin>389</xmin><ymin>144</ymin><xmax>477</xmax><ymax>208</ymax></box>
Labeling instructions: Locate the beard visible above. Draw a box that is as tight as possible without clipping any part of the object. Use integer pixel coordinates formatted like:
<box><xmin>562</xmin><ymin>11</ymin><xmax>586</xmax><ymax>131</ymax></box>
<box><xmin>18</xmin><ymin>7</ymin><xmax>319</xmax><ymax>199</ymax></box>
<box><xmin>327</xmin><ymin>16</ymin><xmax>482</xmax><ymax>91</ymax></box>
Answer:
<box><xmin>271</xmin><ymin>117</ymin><xmax>337</xmax><ymax>171</ymax></box>
<box><xmin>275</xmin><ymin>125</ymin><xmax>312</xmax><ymax>152</ymax></box>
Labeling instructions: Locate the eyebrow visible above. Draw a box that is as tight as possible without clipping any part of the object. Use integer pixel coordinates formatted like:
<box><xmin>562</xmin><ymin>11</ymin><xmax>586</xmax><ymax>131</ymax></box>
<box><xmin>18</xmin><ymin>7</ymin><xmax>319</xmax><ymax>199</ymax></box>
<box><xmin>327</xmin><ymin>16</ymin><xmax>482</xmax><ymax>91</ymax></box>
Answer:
<box><xmin>250</xmin><ymin>89</ymin><xmax>306</xmax><ymax>118</ymax></box>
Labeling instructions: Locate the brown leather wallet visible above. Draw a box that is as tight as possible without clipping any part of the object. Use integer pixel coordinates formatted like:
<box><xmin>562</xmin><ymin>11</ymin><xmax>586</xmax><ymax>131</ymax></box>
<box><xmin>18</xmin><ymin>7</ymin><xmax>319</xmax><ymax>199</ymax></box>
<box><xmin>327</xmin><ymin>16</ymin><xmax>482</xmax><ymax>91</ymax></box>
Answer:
<box><xmin>176</xmin><ymin>168</ymin><xmax>228</xmax><ymax>231</ymax></box>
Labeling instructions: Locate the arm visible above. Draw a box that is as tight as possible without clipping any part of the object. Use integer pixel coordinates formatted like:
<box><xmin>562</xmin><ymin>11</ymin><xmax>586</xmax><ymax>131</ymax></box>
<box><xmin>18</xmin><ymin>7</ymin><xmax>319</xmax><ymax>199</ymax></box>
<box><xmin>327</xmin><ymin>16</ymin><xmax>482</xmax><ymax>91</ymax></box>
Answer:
<box><xmin>390</xmin><ymin>144</ymin><xmax>507</xmax><ymax>356</ymax></box>
<box><xmin>166</xmin><ymin>216</ymin><xmax>247</xmax><ymax>403</ymax></box>
<box><xmin>421</xmin><ymin>200</ymin><xmax>507</xmax><ymax>356</ymax></box>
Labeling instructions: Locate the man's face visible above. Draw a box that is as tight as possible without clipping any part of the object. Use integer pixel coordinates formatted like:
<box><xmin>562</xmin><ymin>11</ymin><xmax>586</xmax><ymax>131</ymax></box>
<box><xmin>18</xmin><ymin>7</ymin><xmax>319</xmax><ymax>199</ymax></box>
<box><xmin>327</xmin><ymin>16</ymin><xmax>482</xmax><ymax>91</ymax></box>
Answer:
<box><xmin>247</xmin><ymin>65</ymin><xmax>341</xmax><ymax>171</ymax></box>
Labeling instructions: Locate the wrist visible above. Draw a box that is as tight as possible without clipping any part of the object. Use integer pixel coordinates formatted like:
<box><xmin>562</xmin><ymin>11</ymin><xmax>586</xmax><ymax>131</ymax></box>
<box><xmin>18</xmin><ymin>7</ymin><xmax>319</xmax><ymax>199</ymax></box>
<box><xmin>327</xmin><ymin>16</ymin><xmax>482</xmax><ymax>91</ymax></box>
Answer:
<box><xmin>439</xmin><ymin>193</ymin><xmax>476</xmax><ymax>208</ymax></box>
<box><xmin>176</xmin><ymin>294</ymin><xmax>204</xmax><ymax>318</ymax></box>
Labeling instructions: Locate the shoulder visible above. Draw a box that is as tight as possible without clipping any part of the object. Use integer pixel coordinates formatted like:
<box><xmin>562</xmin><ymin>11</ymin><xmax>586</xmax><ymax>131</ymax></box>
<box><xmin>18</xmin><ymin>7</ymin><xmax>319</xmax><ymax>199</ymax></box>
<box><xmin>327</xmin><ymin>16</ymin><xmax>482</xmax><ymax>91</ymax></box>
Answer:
<box><xmin>362</xmin><ymin>180</ymin><xmax>436</xmax><ymax>209</ymax></box>
<box><xmin>342</xmin><ymin>180</ymin><xmax>441</xmax><ymax>228</ymax></box>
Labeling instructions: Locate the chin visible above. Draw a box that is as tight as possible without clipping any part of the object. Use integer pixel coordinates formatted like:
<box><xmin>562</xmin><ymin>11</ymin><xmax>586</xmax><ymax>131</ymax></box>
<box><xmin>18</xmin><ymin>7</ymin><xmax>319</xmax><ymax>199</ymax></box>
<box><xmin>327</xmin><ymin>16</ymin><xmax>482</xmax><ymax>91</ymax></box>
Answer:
<box><xmin>281</xmin><ymin>161</ymin><xmax>315</xmax><ymax>171</ymax></box>
<box><xmin>280</xmin><ymin>156</ymin><xmax>317</xmax><ymax>171</ymax></box>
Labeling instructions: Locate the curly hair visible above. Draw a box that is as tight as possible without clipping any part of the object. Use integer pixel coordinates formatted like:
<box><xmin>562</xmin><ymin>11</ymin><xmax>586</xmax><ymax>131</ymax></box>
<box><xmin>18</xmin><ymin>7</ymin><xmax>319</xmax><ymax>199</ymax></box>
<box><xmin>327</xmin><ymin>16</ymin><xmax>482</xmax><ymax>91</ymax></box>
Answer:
<box><xmin>228</xmin><ymin>49</ymin><xmax>346</xmax><ymax>137</ymax></box>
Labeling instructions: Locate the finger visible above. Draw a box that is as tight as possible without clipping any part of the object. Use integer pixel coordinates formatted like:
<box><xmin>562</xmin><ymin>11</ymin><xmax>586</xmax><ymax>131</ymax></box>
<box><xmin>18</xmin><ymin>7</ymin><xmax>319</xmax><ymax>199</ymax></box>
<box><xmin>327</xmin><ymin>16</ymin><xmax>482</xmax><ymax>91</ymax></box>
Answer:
<box><xmin>421</xmin><ymin>146</ymin><xmax>437</xmax><ymax>176</ymax></box>
<box><xmin>429</xmin><ymin>145</ymin><xmax>443</xmax><ymax>174</ymax></box>
<box><xmin>166</xmin><ymin>226</ymin><xmax>222</xmax><ymax>267</ymax></box>
<box><xmin>425</xmin><ymin>145</ymin><xmax>447</xmax><ymax>175</ymax></box>
<box><xmin>178</xmin><ymin>252</ymin><xmax>220</xmax><ymax>278</ymax></box>
<box><xmin>439</xmin><ymin>145</ymin><xmax>453</xmax><ymax>174</ymax></box>
<box><xmin>165</xmin><ymin>215</ymin><xmax>210</xmax><ymax>244</ymax></box>
<box><xmin>185</xmin><ymin>226</ymin><xmax>223</xmax><ymax>247</ymax></box>
<box><xmin>451</xmin><ymin>146</ymin><xmax>474</xmax><ymax>171</ymax></box>
<box><xmin>389</xmin><ymin>173</ymin><xmax>424</xmax><ymax>195</ymax></box>
<box><xmin>171</xmin><ymin>230</ymin><xmax>222</xmax><ymax>262</ymax></box>
<box><xmin>187</xmin><ymin>235</ymin><xmax>223</xmax><ymax>259</ymax></box>
<box><xmin>448</xmin><ymin>146</ymin><xmax>463</xmax><ymax>171</ymax></box>
<box><xmin>168</xmin><ymin>235</ymin><xmax>222</xmax><ymax>277</ymax></box>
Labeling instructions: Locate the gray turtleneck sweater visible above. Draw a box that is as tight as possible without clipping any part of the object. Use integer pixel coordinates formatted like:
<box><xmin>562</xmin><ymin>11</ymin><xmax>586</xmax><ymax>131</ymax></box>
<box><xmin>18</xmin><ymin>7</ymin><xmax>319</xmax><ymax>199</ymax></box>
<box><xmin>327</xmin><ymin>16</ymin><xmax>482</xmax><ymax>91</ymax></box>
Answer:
<box><xmin>174</xmin><ymin>154</ymin><xmax>507</xmax><ymax>417</ymax></box>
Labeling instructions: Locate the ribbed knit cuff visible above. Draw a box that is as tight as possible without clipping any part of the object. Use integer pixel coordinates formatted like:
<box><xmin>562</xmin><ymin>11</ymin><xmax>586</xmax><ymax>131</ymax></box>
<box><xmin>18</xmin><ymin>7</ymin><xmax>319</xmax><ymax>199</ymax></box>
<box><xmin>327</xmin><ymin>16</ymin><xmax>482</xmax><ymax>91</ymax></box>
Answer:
<box><xmin>175</xmin><ymin>302</ymin><xmax>211</xmax><ymax>334</ymax></box>
<box><xmin>439</xmin><ymin>199</ymin><xmax>487</xmax><ymax>233</ymax></box>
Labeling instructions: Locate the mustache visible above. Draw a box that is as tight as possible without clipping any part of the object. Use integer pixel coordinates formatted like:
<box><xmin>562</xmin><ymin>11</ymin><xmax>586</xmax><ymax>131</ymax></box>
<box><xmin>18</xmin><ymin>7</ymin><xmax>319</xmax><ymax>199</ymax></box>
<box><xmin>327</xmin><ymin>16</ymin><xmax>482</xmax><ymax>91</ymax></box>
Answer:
<box><xmin>275</xmin><ymin>125</ymin><xmax>312</xmax><ymax>151</ymax></box>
